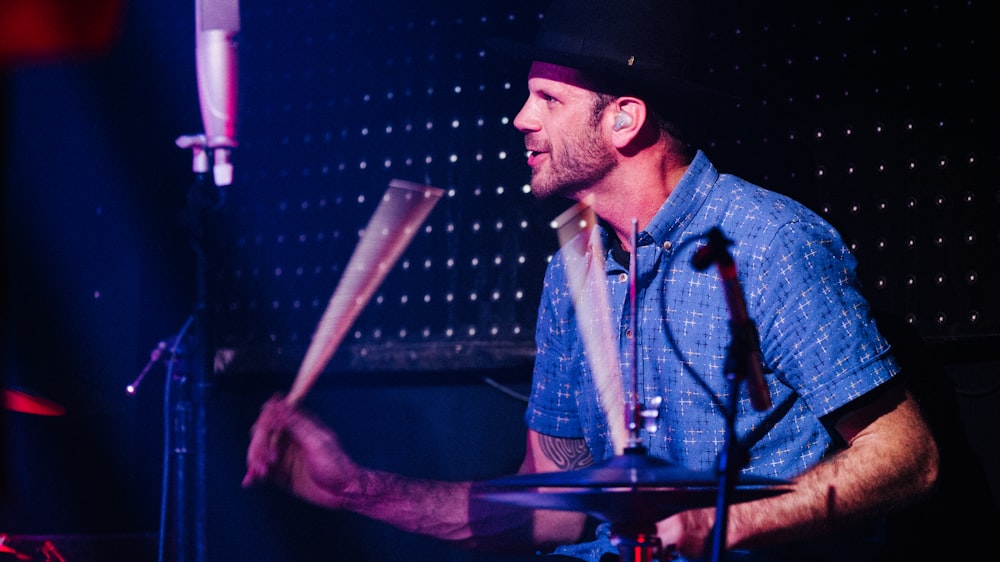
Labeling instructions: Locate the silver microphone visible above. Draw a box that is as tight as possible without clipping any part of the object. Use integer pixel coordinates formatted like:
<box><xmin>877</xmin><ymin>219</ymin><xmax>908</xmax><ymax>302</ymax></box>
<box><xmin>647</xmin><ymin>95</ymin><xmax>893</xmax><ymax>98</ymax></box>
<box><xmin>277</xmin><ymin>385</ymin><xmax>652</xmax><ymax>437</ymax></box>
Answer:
<box><xmin>195</xmin><ymin>0</ymin><xmax>239</xmax><ymax>186</ymax></box>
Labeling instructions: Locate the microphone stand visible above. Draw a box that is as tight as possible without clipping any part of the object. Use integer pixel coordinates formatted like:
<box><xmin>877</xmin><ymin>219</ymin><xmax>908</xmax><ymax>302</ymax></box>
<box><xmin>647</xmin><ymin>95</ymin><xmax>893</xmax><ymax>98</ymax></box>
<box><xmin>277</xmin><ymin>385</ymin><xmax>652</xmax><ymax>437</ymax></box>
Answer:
<box><xmin>168</xmin><ymin>322</ymin><xmax>193</xmax><ymax>562</ymax></box>
<box><xmin>708</xmin><ymin>332</ymin><xmax>749</xmax><ymax>562</ymax></box>
<box><xmin>162</xmin><ymin>0</ymin><xmax>238</xmax><ymax>555</ymax></box>
<box><xmin>179</xmin><ymin>164</ymin><xmax>221</xmax><ymax>562</ymax></box>
<box><xmin>155</xmin><ymin>148</ymin><xmax>221</xmax><ymax>562</ymax></box>
<box><xmin>696</xmin><ymin>228</ymin><xmax>768</xmax><ymax>562</ymax></box>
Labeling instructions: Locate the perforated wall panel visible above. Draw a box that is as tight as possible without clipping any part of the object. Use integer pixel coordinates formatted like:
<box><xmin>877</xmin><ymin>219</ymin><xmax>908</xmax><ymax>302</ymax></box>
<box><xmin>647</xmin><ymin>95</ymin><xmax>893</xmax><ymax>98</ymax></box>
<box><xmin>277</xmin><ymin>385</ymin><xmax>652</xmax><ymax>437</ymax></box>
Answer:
<box><xmin>207</xmin><ymin>1</ymin><xmax>997</xmax><ymax>377</ymax></box>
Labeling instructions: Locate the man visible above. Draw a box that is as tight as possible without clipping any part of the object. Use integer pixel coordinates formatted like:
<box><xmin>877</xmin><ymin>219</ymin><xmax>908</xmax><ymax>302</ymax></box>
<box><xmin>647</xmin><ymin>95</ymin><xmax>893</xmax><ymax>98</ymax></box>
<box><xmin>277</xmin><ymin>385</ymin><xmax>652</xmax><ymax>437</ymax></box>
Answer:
<box><xmin>243</xmin><ymin>1</ymin><xmax>939</xmax><ymax>560</ymax></box>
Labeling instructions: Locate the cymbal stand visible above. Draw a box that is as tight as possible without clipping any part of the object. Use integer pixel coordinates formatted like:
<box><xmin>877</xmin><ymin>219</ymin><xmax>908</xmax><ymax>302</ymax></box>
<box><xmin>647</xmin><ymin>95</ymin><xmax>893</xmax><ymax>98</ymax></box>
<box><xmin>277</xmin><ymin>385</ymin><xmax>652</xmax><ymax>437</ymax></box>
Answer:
<box><xmin>625</xmin><ymin>219</ymin><xmax>662</xmax><ymax>450</ymax></box>
<box><xmin>615</xmin><ymin>224</ymin><xmax>763</xmax><ymax>562</ymax></box>
<box><xmin>627</xmin><ymin>218</ymin><xmax>642</xmax><ymax>448</ymax></box>
<box><xmin>608</xmin><ymin>219</ymin><xmax>668</xmax><ymax>562</ymax></box>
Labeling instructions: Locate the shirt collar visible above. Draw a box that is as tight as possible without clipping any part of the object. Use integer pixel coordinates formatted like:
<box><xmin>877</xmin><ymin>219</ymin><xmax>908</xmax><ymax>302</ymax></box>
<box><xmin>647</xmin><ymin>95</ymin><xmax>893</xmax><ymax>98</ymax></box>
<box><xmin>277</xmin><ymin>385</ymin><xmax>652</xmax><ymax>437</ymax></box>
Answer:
<box><xmin>599</xmin><ymin>150</ymin><xmax>718</xmax><ymax>260</ymax></box>
<box><xmin>643</xmin><ymin>150</ymin><xmax>718</xmax><ymax>247</ymax></box>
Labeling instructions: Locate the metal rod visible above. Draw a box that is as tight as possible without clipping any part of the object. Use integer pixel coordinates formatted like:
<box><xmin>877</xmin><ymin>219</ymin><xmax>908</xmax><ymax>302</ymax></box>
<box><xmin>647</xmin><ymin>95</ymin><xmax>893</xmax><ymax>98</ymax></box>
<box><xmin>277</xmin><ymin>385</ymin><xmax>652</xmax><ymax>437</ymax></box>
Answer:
<box><xmin>628</xmin><ymin>218</ymin><xmax>640</xmax><ymax>446</ymax></box>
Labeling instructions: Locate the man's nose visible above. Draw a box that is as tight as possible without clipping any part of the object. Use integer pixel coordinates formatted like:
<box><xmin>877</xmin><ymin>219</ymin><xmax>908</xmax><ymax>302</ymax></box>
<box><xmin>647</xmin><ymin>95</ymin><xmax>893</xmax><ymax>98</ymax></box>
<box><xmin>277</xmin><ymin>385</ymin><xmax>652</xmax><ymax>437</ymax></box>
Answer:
<box><xmin>512</xmin><ymin>101</ymin><xmax>537</xmax><ymax>133</ymax></box>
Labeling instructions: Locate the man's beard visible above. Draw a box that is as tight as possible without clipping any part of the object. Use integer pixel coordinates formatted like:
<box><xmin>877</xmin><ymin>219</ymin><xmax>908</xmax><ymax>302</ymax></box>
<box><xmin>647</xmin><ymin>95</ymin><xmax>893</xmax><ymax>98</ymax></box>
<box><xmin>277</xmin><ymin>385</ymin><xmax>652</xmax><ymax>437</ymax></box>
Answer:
<box><xmin>530</xmin><ymin>126</ymin><xmax>616</xmax><ymax>200</ymax></box>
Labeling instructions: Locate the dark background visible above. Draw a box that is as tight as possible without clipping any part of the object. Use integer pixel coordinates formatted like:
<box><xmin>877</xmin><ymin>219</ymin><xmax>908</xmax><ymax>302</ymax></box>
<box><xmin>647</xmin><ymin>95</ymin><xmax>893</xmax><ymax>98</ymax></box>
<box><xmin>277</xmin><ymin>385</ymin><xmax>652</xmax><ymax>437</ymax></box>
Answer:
<box><xmin>2</xmin><ymin>0</ymin><xmax>997</xmax><ymax>560</ymax></box>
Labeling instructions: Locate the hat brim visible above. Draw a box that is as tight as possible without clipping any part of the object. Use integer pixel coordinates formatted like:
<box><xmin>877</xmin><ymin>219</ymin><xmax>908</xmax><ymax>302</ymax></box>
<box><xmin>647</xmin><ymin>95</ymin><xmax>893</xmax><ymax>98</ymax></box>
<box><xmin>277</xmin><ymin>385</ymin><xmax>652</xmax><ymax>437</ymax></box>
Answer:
<box><xmin>486</xmin><ymin>36</ymin><xmax>737</xmax><ymax>108</ymax></box>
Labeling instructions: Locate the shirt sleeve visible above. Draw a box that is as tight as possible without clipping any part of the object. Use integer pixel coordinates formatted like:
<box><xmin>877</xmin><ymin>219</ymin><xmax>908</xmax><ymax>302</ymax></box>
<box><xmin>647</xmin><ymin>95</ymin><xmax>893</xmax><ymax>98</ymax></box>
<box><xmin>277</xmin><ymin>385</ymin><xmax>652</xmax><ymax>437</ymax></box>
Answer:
<box><xmin>752</xmin><ymin>217</ymin><xmax>899</xmax><ymax>418</ymax></box>
<box><xmin>524</xmin><ymin>257</ymin><xmax>587</xmax><ymax>438</ymax></box>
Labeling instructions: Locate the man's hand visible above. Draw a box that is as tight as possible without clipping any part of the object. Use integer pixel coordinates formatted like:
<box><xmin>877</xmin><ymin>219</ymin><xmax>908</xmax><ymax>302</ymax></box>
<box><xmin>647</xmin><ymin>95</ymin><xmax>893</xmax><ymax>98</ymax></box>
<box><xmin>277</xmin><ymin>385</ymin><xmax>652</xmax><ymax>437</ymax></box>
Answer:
<box><xmin>656</xmin><ymin>507</ymin><xmax>715</xmax><ymax>560</ymax></box>
<box><xmin>242</xmin><ymin>394</ymin><xmax>362</xmax><ymax>510</ymax></box>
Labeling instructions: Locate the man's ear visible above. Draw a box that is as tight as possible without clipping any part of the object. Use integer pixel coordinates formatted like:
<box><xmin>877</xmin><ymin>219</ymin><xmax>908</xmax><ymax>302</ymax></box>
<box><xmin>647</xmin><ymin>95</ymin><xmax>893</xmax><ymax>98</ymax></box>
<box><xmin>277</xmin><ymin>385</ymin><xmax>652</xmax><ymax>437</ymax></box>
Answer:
<box><xmin>609</xmin><ymin>97</ymin><xmax>646</xmax><ymax>147</ymax></box>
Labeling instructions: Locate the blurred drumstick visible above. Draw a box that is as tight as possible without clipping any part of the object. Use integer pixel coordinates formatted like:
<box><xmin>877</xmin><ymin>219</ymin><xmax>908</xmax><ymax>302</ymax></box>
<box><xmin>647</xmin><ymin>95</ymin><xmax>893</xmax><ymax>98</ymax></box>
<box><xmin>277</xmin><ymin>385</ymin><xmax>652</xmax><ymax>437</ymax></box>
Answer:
<box><xmin>550</xmin><ymin>195</ymin><xmax>628</xmax><ymax>455</ymax></box>
<box><xmin>285</xmin><ymin>179</ymin><xmax>444</xmax><ymax>406</ymax></box>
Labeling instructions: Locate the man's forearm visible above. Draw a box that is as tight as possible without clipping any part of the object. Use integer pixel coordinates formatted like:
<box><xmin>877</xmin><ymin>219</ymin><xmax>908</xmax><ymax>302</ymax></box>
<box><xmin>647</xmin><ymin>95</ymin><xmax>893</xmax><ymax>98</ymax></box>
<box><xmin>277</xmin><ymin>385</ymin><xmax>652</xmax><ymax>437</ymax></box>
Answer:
<box><xmin>727</xmin><ymin>392</ymin><xmax>938</xmax><ymax>548</ymax></box>
<box><xmin>340</xmin><ymin>468</ymin><xmax>558</xmax><ymax>552</ymax></box>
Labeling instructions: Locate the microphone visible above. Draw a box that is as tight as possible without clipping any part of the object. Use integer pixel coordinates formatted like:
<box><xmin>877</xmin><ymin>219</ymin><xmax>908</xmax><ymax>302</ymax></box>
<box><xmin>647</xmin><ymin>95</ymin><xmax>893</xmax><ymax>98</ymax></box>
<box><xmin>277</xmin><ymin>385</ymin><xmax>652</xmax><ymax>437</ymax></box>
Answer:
<box><xmin>692</xmin><ymin>228</ymin><xmax>772</xmax><ymax>411</ymax></box>
<box><xmin>195</xmin><ymin>0</ymin><xmax>240</xmax><ymax>186</ymax></box>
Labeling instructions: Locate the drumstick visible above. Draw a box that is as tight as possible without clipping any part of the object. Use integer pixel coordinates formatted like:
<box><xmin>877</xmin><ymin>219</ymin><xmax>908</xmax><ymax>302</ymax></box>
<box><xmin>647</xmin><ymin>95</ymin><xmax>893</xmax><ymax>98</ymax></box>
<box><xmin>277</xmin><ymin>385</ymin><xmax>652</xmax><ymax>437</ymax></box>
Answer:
<box><xmin>285</xmin><ymin>179</ymin><xmax>444</xmax><ymax>406</ymax></box>
<box><xmin>550</xmin><ymin>195</ymin><xmax>628</xmax><ymax>455</ymax></box>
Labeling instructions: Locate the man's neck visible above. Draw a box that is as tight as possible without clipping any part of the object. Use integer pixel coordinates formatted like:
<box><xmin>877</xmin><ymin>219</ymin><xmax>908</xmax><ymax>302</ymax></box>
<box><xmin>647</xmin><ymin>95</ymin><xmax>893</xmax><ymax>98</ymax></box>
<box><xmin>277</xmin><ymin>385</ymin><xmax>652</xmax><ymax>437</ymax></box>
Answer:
<box><xmin>588</xmin><ymin>155</ymin><xmax>690</xmax><ymax>252</ymax></box>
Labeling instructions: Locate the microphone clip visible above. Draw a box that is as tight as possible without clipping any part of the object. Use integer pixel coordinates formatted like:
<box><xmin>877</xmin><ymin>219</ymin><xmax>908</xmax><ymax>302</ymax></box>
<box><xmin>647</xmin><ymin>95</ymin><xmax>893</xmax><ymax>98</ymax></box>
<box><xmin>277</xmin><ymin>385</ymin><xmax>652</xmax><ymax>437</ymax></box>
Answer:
<box><xmin>691</xmin><ymin>227</ymin><xmax>734</xmax><ymax>272</ymax></box>
<box><xmin>175</xmin><ymin>133</ymin><xmax>233</xmax><ymax>187</ymax></box>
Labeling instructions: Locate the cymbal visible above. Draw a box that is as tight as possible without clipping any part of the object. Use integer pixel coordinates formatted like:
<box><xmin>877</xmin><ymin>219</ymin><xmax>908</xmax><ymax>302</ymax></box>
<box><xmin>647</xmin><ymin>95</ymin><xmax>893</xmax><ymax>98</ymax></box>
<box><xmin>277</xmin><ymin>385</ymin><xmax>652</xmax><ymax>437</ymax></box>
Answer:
<box><xmin>0</xmin><ymin>543</ymin><xmax>32</xmax><ymax>560</ymax></box>
<box><xmin>480</xmin><ymin>449</ymin><xmax>791</xmax><ymax>489</ymax></box>
<box><xmin>474</xmin><ymin>486</ymin><xmax>789</xmax><ymax>525</ymax></box>
<box><xmin>2</xmin><ymin>388</ymin><xmax>66</xmax><ymax>416</ymax></box>
<box><xmin>473</xmin><ymin>450</ymin><xmax>792</xmax><ymax>524</ymax></box>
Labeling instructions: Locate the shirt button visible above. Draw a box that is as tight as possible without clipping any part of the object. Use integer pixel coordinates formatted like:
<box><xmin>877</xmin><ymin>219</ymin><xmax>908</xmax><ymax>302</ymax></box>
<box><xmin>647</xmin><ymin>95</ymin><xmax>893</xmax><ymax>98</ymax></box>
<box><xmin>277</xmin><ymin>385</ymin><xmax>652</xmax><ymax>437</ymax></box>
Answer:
<box><xmin>619</xmin><ymin>273</ymin><xmax>628</xmax><ymax>282</ymax></box>
<box><xmin>663</xmin><ymin>241</ymin><xmax>672</xmax><ymax>250</ymax></box>
<box><xmin>625</xmin><ymin>329</ymin><xmax>634</xmax><ymax>339</ymax></box>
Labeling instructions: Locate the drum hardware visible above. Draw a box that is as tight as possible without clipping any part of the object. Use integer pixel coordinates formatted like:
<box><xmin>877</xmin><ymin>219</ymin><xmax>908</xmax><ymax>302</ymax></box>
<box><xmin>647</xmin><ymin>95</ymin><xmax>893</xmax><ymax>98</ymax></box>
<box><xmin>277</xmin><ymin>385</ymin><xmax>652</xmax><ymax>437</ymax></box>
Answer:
<box><xmin>0</xmin><ymin>543</ymin><xmax>30</xmax><ymax>561</ymax></box>
<box><xmin>475</xmin><ymin>445</ymin><xmax>791</xmax><ymax>562</ymax></box>
<box><xmin>0</xmin><ymin>534</ymin><xmax>67</xmax><ymax>561</ymax></box>
<box><xmin>1</xmin><ymin>388</ymin><xmax>65</xmax><ymax>416</ymax></box>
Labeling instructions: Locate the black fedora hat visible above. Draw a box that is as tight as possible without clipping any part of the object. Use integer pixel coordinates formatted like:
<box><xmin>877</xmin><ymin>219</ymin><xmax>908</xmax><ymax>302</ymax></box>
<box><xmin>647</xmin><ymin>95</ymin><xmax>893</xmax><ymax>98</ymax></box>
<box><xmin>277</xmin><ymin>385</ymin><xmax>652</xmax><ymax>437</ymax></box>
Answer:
<box><xmin>489</xmin><ymin>0</ymin><xmax>729</xmax><ymax>106</ymax></box>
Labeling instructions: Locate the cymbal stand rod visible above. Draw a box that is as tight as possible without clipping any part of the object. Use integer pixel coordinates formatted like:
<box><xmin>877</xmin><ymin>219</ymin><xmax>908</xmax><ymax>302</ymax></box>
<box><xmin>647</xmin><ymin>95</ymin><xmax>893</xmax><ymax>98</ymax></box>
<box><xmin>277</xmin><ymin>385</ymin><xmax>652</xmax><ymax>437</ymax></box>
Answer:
<box><xmin>627</xmin><ymin>218</ymin><xmax>642</xmax><ymax>448</ymax></box>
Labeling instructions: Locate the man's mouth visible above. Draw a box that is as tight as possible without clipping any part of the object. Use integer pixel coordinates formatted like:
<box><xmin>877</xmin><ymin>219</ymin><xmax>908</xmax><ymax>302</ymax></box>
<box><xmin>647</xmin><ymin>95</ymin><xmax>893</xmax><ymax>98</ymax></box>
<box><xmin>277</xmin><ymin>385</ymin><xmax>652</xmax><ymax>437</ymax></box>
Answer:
<box><xmin>526</xmin><ymin>150</ymin><xmax>548</xmax><ymax>167</ymax></box>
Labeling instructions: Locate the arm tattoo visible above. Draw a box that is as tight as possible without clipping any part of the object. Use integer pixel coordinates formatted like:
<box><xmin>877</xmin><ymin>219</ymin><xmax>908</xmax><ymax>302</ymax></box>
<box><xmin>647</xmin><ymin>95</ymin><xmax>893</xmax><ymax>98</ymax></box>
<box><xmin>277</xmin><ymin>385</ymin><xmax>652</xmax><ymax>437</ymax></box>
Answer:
<box><xmin>538</xmin><ymin>434</ymin><xmax>594</xmax><ymax>471</ymax></box>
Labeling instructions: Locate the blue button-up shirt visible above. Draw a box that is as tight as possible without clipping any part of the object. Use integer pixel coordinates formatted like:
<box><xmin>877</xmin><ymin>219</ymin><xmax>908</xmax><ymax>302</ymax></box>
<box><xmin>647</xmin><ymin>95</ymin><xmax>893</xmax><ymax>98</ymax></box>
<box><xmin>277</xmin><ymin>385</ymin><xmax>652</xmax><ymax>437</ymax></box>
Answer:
<box><xmin>527</xmin><ymin>151</ymin><xmax>898</xmax><ymax>480</ymax></box>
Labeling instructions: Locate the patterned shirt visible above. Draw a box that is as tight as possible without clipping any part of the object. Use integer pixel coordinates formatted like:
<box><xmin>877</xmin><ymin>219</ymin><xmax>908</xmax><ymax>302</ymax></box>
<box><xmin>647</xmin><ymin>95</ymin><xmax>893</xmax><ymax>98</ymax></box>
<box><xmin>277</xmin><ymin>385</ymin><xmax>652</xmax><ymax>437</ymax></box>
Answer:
<box><xmin>527</xmin><ymin>150</ymin><xmax>899</xmax><ymax>480</ymax></box>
